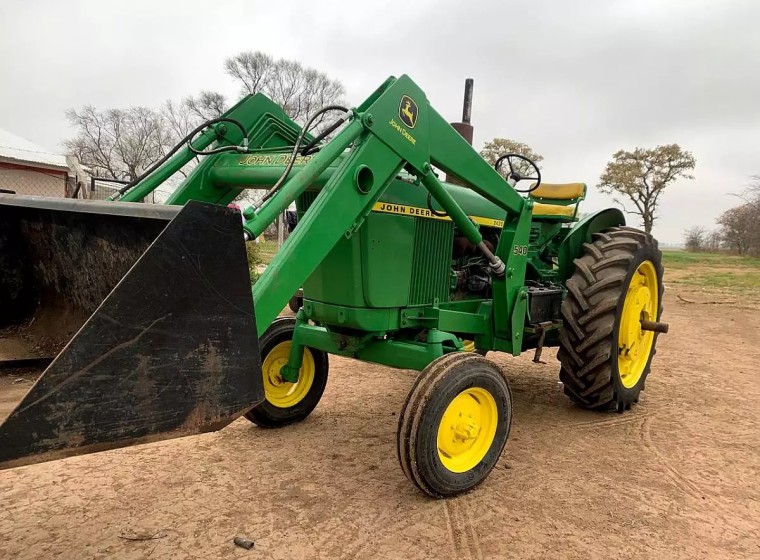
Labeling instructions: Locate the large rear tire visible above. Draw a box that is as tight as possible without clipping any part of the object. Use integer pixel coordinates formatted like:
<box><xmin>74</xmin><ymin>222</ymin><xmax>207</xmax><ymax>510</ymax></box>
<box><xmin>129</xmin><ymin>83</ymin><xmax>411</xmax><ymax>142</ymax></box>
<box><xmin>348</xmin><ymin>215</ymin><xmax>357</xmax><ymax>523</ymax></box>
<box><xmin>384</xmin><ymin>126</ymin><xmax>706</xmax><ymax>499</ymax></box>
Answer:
<box><xmin>397</xmin><ymin>353</ymin><xmax>512</xmax><ymax>498</ymax></box>
<box><xmin>245</xmin><ymin>317</ymin><xmax>328</xmax><ymax>428</ymax></box>
<box><xmin>558</xmin><ymin>227</ymin><xmax>664</xmax><ymax>411</ymax></box>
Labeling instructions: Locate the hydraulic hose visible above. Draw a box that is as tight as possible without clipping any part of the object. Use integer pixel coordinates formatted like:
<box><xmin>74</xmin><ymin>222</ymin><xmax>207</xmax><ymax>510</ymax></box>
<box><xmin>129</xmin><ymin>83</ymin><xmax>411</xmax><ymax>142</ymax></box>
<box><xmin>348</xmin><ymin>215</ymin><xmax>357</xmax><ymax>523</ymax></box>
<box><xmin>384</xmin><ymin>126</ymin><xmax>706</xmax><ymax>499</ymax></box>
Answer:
<box><xmin>260</xmin><ymin>105</ymin><xmax>350</xmax><ymax>205</ymax></box>
<box><xmin>116</xmin><ymin>117</ymin><xmax>250</xmax><ymax>197</ymax></box>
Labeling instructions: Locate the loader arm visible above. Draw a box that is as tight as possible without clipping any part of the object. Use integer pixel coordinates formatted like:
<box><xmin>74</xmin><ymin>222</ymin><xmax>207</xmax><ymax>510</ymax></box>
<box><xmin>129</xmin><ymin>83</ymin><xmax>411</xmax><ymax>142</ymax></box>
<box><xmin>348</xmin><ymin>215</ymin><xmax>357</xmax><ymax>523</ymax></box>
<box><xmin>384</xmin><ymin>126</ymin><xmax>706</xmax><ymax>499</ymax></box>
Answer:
<box><xmin>0</xmin><ymin>74</ymin><xmax>534</xmax><ymax>469</ymax></box>
<box><xmin>137</xmin><ymin>74</ymin><xmax>532</xmax><ymax>336</ymax></box>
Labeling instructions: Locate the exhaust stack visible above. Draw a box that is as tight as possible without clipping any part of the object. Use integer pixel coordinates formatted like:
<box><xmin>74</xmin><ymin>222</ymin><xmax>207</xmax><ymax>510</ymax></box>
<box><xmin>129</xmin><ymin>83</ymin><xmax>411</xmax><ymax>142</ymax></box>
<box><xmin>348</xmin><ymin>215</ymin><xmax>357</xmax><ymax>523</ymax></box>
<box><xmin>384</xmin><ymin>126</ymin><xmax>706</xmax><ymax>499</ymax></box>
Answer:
<box><xmin>447</xmin><ymin>79</ymin><xmax>475</xmax><ymax>185</ymax></box>
<box><xmin>451</xmin><ymin>78</ymin><xmax>474</xmax><ymax>145</ymax></box>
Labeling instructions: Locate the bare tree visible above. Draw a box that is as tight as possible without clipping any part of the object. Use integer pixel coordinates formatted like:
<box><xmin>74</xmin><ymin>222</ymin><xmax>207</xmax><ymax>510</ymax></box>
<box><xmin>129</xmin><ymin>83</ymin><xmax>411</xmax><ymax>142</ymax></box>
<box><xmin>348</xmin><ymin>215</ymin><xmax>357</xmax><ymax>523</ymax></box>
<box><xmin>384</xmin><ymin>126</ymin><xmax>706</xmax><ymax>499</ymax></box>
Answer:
<box><xmin>684</xmin><ymin>225</ymin><xmax>707</xmax><ymax>252</ymax></box>
<box><xmin>704</xmin><ymin>230</ymin><xmax>723</xmax><ymax>252</ymax></box>
<box><xmin>718</xmin><ymin>177</ymin><xmax>760</xmax><ymax>255</ymax></box>
<box><xmin>479</xmin><ymin>138</ymin><xmax>543</xmax><ymax>180</ymax></box>
<box><xmin>65</xmin><ymin>52</ymin><xmax>344</xmax><ymax>200</ymax></box>
<box><xmin>598</xmin><ymin>144</ymin><xmax>695</xmax><ymax>234</ymax></box>
<box><xmin>162</xmin><ymin>92</ymin><xmax>226</xmax><ymax>143</ymax></box>
<box><xmin>65</xmin><ymin>106</ymin><xmax>169</xmax><ymax>181</ymax></box>
<box><xmin>224</xmin><ymin>51</ymin><xmax>273</xmax><ymax>96</ymax></box>
<box><xmin>183</xmin><ymin>91</ymin><xmax>227</xmax><ymax>121</ymax></box>
<box><xmin>718</xmin><ymin>205</ymin><xmax>755</xmax><ymax>254</ymax></box>
<box><xmin>162</xmin><ymin>99</ymin><xmax>199</xmax><ymax>144</ymax></box>
<box><xmin>224</xmin><ymin>51</ymin><xmax>345</xmax><ymax>126</ymax></box>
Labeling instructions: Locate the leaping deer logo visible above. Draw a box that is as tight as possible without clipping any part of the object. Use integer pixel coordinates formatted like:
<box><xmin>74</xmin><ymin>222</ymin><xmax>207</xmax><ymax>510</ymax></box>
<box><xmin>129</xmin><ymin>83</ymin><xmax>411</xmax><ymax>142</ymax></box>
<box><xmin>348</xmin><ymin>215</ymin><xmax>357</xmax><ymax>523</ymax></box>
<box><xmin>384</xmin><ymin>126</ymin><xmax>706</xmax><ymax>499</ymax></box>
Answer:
<box><xmin>398</xmin><ymin>95</ymin><xmax>418</xmax><ymax>129</ymax></box>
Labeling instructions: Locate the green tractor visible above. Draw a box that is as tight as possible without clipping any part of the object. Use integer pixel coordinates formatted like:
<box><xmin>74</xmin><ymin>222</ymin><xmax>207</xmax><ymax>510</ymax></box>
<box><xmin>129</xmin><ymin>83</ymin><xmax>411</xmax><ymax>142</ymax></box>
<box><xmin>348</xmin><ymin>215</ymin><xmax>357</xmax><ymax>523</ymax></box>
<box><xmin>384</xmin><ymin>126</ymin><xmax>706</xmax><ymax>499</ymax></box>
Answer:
<box><xmin>0</xmin><ymin>75</ymin><xmax>666</xmax><ymax>497</ymax></box>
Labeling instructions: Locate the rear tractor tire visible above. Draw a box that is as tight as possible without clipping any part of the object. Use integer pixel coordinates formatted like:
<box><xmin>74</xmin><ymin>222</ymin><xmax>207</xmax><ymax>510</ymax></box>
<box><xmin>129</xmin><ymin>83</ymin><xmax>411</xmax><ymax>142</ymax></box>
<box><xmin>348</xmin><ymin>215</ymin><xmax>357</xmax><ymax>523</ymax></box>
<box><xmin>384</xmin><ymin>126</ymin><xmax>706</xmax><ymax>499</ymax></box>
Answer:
<box><xmin>397</xmin><ymin>353</ymin><xmax>513</xmax><ymax>498</ymax></box>
<box><xmin>245</xmin><ymin>317</ymin><xmax>328</xmax><ymax>428</ymax></box>
<box><xmin>558</xmin><ymin>227</ymin><xmax>664</xmax><ymax>412</ymax></box>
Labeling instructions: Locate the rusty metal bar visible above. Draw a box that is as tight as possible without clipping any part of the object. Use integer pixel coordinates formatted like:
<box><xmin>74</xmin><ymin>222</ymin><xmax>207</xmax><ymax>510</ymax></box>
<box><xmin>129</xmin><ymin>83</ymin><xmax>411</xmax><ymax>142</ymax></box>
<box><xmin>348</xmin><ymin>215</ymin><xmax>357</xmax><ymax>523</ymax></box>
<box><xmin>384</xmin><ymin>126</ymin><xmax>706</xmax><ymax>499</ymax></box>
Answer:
<box><xmin>640</xmin><ymin>320</ymin><xmax>669</xmax><ymax>333</ymax></box>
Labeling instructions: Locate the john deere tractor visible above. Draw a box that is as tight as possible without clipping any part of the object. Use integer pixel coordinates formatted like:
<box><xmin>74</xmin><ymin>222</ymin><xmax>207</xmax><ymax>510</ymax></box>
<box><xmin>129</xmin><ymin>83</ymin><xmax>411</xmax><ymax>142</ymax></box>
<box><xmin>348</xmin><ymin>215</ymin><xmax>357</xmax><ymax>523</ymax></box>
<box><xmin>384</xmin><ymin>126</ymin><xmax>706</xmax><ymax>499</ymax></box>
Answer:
<box><xmin>0</xmin><ymin>75</ymin><xmax>667</xmax><ymax>497</ymax></box>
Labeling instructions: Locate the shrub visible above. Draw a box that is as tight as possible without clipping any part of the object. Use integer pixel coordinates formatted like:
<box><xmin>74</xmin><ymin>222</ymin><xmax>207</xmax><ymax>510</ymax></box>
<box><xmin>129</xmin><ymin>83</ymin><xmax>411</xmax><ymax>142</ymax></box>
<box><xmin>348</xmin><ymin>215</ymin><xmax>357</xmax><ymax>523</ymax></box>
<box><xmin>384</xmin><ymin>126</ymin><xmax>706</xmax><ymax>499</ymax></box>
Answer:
<box><xmin>246</xmin><ymin>241</ymin><xmax>263</xmax><ymax>284</ymax></box>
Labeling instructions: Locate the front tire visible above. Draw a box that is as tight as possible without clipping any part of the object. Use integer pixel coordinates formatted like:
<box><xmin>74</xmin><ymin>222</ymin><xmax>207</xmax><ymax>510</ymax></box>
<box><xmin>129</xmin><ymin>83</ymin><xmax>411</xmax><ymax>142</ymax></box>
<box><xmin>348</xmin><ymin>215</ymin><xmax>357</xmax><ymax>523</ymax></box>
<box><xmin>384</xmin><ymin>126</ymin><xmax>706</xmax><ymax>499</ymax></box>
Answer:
<box><xmin>558</xmin><ymin>227</ymin><xmax>664</xmax><ymax>411</ymax></box>
<box><xmin>397</xmin><ymin>353</ymin><xmax>512</xmax><ymax>498</ymax></box>
<box><xmin>245</xmin><ymin>317</ymin><xmax>328</xmax><ymax>428</ymax></box>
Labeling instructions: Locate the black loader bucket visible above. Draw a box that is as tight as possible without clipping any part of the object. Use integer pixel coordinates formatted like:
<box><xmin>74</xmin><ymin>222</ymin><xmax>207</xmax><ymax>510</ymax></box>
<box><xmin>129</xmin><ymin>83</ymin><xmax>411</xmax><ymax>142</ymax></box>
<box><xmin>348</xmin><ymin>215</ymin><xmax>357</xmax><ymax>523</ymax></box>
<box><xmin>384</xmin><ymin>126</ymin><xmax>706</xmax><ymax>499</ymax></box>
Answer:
<box><xmin>0</xmin><ymin>195</ymin><xmax>263</xmax><ymax>469</ymax></box>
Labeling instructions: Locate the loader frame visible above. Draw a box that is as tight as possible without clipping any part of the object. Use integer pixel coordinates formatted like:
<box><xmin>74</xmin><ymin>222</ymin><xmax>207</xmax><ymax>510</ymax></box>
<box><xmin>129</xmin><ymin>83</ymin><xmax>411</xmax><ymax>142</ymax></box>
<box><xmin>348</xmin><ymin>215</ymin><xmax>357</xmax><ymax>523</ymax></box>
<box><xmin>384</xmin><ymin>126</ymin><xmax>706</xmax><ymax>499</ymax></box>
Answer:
<box><xmin>116</xmin><ymin>74</ymin><xmax>620</xmax><ymax>375</ymax></box>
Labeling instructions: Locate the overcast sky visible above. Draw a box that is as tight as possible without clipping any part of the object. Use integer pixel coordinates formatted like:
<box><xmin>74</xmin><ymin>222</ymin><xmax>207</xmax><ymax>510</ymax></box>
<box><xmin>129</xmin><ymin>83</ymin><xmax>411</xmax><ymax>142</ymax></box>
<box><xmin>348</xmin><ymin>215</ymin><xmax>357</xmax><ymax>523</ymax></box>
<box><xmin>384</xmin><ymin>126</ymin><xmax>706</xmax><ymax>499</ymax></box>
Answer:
<box><xmin>1</xmin><ymin>0</ymin><xmax>758</xmax><ymax>243</ymax></box>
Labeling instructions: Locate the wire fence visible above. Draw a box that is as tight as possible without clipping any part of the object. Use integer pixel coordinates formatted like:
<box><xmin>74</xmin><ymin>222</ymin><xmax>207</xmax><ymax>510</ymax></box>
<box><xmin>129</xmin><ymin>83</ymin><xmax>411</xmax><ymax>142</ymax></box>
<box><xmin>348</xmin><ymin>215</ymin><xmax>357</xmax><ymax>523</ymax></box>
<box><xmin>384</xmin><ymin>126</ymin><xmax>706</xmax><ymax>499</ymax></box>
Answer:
<box><xmin>80</xmin><ymin>178</ymin><xmax>158</xmax><ymax>203</ymax></box>
<box><xmin>0</xmin><ymin>165</ymin><xmax>69</xmax><ymax>197</ymax></box>
<box><xmin>0</xmin><ymin>162</ymin><xmax>289</xmax><ymax>265</ymax></box>
<box><xmin>257</xmin><ymin>239</ymin><xmax>280</xmax><ymax>264</ymax></box>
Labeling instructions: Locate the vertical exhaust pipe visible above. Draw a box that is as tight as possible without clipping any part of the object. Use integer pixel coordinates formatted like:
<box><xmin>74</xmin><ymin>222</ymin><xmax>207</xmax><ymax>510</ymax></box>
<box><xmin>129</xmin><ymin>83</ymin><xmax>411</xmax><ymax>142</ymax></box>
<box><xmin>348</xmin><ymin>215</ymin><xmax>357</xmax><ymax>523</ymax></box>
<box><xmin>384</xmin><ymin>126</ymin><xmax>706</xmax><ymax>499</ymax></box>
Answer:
<box><xmin>447</xmin><ymin>78</ymin><xmax>475</xmax><ymax>185</ymax></box>
<box><xmin>463</xmin><ymin>78</ymin><xmax>474</xmax><ymax>123</ymax></box>
<box><xmin>451</xmin><ymin>78</ymin><xmax>474</xmax><ymax>144</ymax></box>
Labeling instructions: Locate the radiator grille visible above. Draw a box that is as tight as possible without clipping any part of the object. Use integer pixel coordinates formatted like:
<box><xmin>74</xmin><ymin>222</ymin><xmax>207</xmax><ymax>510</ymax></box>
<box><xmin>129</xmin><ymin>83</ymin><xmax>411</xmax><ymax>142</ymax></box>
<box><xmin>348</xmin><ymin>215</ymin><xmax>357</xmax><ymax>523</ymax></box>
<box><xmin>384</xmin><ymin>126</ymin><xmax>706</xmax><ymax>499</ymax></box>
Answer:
<box><xmin>296</xmin><ymin>190</ymin><xmax>319</xmax><ymax>215</ymax></box>
<box><xmin>529</xmin><ymin>225</ymin><xmax>541</xmax><ymax>245</ymax></box>
<box><xmin>408</xmin><ymin>219</ymin><xmax>454</xmax><ymax>305</ymax></box>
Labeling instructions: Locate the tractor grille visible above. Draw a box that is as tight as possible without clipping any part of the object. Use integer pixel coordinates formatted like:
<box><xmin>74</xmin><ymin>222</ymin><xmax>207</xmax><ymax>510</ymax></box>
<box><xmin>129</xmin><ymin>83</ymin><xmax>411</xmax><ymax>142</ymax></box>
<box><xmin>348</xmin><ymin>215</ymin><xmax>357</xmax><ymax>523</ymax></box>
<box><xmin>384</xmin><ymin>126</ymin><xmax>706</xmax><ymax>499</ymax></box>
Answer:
<box><xmin>408</xmin><ymin>219</ymin><xmax>454</xmax><ymax>305</ymax></box>
<box><xmin>296</xmin><ymin>190</ymin><xmax>319</xmax><ymax>216</ymax></box>
<box><xmin>529</xmin><ymin>225</ymin><xmax>541</xmax><ymax>245</ymax></box>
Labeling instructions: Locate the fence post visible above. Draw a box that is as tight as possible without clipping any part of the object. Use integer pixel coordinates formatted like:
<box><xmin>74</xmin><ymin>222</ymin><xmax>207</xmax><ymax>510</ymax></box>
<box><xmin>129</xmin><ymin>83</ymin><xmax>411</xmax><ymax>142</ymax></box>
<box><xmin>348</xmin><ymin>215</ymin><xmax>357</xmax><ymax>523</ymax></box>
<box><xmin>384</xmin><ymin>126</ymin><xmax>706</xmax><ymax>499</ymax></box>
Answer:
<box><xmin>277</xmin><ymin>212</ymin><xmax>285</xmax><ymax>248</ymax></box>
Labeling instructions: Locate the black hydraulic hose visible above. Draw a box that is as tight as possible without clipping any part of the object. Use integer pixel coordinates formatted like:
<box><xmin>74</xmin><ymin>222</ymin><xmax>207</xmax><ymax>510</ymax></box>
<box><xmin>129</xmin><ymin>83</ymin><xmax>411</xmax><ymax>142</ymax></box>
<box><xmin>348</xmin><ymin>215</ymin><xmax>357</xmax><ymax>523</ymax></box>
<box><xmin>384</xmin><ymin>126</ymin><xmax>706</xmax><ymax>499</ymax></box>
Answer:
<box><xmin>426</xmin><ymin>191</ymin><xmax>448</xmax><ymax>217</ymax></box>
<box><xmin>301</xmin><ymin>115</ymin><xmax>347</xmax><ymax>156</ymax></box>
<box><xmin>260</xmin><ymin>105</ymin><xmax>350</xmax><ymax>205</ymax></box>
<box><xmin>116</xmin><ymin>117</ymin><xmax>249</xmax><ymax>197</ymax></box>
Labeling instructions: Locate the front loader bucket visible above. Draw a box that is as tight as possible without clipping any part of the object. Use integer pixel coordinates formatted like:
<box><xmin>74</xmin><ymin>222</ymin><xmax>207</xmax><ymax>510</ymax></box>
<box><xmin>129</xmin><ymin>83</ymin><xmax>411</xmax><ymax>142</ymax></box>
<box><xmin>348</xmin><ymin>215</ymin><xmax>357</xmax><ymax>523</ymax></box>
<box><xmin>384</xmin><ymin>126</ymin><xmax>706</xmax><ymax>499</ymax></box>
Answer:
<box><xmin>0</xmin><ymin>195</ymin><xmax>263</xmax><ymax>469</ymax></box>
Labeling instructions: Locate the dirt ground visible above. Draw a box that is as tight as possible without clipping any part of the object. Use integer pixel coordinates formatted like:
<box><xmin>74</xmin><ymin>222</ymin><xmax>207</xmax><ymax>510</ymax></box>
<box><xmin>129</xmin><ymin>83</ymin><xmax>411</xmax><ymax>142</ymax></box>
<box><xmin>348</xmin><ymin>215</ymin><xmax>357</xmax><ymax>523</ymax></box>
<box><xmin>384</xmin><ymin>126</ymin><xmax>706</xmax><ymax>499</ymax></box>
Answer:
<box><xmin>1</xmin><ymin>291</ymin><xmax>758</xmax><ymax>560</ymax></box>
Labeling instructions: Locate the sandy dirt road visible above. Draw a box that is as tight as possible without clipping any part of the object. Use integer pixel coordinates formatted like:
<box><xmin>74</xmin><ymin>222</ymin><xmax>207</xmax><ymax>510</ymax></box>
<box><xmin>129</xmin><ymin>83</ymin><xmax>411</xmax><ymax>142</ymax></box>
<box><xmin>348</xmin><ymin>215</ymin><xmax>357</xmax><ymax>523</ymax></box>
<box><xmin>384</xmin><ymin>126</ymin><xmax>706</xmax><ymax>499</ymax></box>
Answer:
<box><xmin>0</xmin><ymin>292</ymin><xmax>758</xmax><ymax>559</ymax></box>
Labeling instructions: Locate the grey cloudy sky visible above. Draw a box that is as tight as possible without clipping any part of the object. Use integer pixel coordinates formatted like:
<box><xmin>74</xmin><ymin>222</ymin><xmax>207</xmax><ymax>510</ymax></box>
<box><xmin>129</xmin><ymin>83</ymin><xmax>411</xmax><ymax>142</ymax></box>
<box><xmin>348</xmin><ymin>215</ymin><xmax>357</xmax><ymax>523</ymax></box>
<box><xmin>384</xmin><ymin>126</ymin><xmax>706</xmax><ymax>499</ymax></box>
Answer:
<box><xmin>1</xmin><ymin>0</ymin><xmax>758</xmax><ymax>243</ymax></box>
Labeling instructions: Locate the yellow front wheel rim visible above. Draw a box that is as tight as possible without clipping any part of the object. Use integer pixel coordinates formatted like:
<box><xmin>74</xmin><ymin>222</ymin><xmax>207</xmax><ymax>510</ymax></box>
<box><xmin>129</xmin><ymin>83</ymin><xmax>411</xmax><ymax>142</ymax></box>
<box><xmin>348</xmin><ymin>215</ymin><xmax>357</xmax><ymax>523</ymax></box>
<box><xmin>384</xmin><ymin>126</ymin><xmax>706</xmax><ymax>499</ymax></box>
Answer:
<box><xmin>262</xmin><ymin>341</ymin><xmax>315</xmax><ymax>408</ymax></box>
<box><xmin>437</xmin><ymin>387</ymin><xmax>498</xmax><ymax>473</ymax></box>
<box><xmin>618</xmin><ymin>260</ymin><xmax>659</xmax><ymax>389</ymax></box>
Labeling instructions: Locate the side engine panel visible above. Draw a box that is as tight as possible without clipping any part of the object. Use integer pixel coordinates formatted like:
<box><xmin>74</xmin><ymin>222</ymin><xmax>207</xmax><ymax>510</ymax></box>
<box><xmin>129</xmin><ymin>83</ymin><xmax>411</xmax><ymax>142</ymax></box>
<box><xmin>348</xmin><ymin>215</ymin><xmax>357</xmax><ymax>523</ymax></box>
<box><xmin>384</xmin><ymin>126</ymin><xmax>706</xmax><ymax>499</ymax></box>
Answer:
<box><xmin>298</xmin><ymin>191</ymin><xmax>454</xmax><ymax>310</ymax></box>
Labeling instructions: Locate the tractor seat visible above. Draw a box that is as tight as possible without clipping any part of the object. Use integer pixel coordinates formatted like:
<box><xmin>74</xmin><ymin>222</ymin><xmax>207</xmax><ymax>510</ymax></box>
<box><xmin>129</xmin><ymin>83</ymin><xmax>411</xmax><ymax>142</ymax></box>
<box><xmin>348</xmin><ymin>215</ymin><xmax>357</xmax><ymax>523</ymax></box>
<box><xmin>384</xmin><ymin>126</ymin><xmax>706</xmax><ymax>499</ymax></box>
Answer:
<box><xmin>529</xmin><ymin>182</ymin><xmax>587</xmax><ymax>221</ymax></box>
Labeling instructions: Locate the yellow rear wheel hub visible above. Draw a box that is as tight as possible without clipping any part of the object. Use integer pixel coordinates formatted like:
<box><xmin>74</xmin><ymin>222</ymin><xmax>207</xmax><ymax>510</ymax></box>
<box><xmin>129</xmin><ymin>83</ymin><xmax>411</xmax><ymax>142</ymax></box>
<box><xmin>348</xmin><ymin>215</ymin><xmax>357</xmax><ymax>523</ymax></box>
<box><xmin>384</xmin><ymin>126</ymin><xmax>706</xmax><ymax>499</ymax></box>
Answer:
<box><xmin>437</xmin><ymin>387</ymin><xmax>498</xmax><ymax>473</ymax></box>
<box><xmin>618</xmin><ymin>260</ymin><xmax>659</xmax><ymax>389</ymax></box>
<box><xmin>262</xmin><ymin>341</ymin><xmax>315</xmax><ymax>408</ymax></box>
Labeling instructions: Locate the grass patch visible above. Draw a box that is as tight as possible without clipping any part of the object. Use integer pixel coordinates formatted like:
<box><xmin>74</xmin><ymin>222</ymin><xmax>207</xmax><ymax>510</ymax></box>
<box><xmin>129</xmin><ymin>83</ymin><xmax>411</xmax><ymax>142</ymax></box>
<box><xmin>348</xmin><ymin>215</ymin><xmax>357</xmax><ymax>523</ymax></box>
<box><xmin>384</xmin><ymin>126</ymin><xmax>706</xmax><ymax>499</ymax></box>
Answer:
<box><xmin>669</xmin><ymin>271</ymin><xmax>760</xmax><ymax>291</ymax></box>
<box><xmin>663</xmin><ymin>250</ymin><xmax>760</xmax><ymax>299</ymax></box>
<box><xmin>661</xmin><ymin>250</ymin><xmax>760</xmax><ymax>269</ymax></box>
<box><xmin>257</xmin><ymin>239</ymin><xmax>279</xmax><ymax>264</ymax></box>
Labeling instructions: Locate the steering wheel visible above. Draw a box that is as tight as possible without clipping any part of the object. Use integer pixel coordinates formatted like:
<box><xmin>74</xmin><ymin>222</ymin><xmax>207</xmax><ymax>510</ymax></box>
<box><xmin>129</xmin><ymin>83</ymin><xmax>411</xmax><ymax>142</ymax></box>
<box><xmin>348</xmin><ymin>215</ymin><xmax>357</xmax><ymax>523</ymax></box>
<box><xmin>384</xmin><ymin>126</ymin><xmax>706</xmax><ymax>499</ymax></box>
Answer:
<box><xmin>494</xmin><ymin>153</ymin><xmax>541</xmax><ymax>193</ymax></box>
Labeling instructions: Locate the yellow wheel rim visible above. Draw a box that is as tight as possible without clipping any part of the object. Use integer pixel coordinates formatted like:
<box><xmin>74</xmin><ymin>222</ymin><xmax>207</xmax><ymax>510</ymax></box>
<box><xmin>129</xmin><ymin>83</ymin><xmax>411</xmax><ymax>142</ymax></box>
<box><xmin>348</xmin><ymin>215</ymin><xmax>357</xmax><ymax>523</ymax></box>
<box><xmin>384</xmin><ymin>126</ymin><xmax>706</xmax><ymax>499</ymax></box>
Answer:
<box><xmin>462</xmin><ymin>340</ymin><xmax>476</xmax><ymax>352</ymax></box>
<box><xmin>262</xmin><ymin>341</ymin><xmax>315</xmax><ymax>408</ymax></box>
<box><xmin>618</xmin><ymin>260</ymin><xmax>659</xmax><ymax>389</ymax></box>
<box><xmin>437</xmin><ymin>387</ymin><xmax>498</xmax><ymax>473</ymax></box>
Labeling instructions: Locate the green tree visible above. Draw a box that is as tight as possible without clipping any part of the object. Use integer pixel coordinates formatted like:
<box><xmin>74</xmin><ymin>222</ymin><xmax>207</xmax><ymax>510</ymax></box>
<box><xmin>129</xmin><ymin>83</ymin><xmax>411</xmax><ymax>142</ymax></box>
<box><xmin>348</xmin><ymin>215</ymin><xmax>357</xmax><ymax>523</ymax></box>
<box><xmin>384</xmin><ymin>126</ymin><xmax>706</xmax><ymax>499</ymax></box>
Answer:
<box><xmin>599</xmin><ymin>144</ymin><xmax>695</xmax><ymax>234</ymax></box>
<box><xmin>479</xmin><ymin>138</ymin><xmax>543</xmax><ymax>179</ymax></box>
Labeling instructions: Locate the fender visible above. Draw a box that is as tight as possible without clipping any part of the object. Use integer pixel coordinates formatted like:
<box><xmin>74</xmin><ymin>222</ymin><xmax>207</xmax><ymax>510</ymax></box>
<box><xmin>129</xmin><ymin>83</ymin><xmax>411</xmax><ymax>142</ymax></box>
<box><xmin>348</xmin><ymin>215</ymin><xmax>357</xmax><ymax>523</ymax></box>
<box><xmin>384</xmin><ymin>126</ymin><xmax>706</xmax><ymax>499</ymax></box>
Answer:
<box><xmin>557</xmin><ymin>208</ymin><xmax>626</xmax><ymax>280</ymax></box>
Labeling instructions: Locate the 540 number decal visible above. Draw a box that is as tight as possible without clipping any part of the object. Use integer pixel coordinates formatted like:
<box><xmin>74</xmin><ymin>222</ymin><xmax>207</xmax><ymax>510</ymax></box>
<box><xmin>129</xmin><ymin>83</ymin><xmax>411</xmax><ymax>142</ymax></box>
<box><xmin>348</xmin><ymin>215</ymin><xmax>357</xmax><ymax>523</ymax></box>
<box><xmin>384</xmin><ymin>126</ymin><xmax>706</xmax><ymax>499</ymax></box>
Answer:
<box><xmin>513</xmin><ymin>245</ymin><xmax>528</xmax><ymax>256</ymax></box>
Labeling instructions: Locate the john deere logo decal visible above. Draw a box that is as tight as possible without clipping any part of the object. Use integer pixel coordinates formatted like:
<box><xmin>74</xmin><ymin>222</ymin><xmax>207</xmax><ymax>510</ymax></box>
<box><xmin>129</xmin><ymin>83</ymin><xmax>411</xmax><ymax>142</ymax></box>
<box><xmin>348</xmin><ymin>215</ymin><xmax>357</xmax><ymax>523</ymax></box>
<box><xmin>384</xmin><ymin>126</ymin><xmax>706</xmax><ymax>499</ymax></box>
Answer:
<box><xmin>398</xmin><ymin>95</ymin><xmax>418</xmax><ymax>129</ymax></box>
